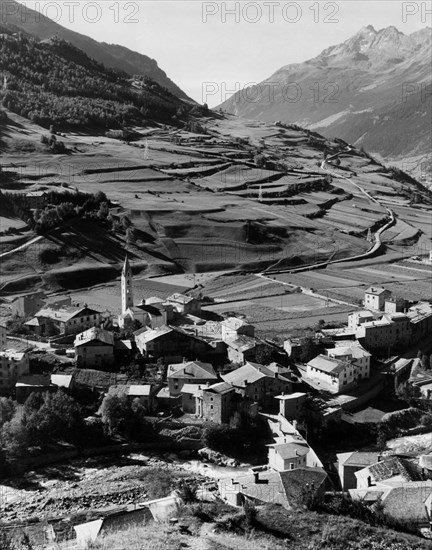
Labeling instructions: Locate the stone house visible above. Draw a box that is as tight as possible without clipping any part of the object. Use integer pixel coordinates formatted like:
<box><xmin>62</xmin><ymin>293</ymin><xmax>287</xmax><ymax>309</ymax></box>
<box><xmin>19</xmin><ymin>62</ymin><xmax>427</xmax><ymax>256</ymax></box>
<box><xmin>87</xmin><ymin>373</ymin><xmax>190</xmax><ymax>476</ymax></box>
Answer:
<box><xmin>25</xmin><ymin>305</ymin><xmax>102</xmax><ymax>336</ymax></box>
<box><xmin>218</xmin><ymin>467</ymin><xmax>327</xmax><ymax>509</ymax></box>
<box><xmin>0</xmin><ymin>350</ymin><xmax>29</xmax><ymax>393</ymax></box>
<box><xmin>336</xmin><ymin>451</ymin><xmax>381</xmax><ymax>491</ymax></box>
<box><xmin>134</xmin><ymin>326</ymin><xmax>211</xmax><ymax>361</ymax></box>
<box><xmin>167</xmin><ymin>360</ymin><xmax>217</xmax><ymax>397</ymax></box>
<box><xmin>166</xmin><ymin>293</ymin><xmax>201</xmax><ymax>315</ymax></box>
<box><xmin>74</xmin><ymin>327</ymin><xmax>114</xmax><ymax>368</ymax></box>
<box><xmin>306</xmin><ymin>354</ymin><xmax>361</xmax><ymax>394</ymax></box>
<box><xmin>354</xmin><ymin>456</ymin><xmax>418</xmax><ymax>490</ymax></box>
<box><xmin>364</xmin><ymin>287</ymin><xmax>391</xmax><ymax>311</ymax></box>
<box><xmin>221</xmin><ymin>317</ymin><xmax>255</xmax><ymax>342</ymax></box>
<box><xmin>275</xmin><ymin>392</ymin><xmax>308</xmax><ymax>421</ymax></box>
<box><xmin>221</xmin><ymin>361</ymin><xmax>292</xmax><ymax>411</ymax></box>
<box><xmin>198</xmin><ymin>381</ymin><xmax>237</xmax><ymax>423</ymax></box>
<box><xmin>268</xmin><ymin>442</ymin><xmax>309</xmax><ymax>471</ymax></box>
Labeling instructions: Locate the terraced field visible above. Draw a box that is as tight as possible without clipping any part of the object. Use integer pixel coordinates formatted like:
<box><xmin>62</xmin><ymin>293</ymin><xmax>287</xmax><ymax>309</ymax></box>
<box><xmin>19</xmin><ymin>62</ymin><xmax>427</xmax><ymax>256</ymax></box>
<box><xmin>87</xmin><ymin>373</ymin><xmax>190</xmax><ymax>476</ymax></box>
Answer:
<box><xmin>1</xmin><ymin>111</ymin><xmax>431</xmax><ymax>306</ymax></box>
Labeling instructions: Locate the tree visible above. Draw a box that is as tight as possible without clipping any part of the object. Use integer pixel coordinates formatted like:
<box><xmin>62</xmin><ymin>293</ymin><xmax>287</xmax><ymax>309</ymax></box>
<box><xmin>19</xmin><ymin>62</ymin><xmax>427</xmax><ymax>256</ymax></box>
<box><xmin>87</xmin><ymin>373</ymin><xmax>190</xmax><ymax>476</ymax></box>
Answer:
<box><xmin>300</xmin><ymin>337</ymin><xmax>319</xmax><ymax>363</ymax></box>
<box><xmin>421</xmin><ymin>354</ymin><xmax>429</xmax><ymax>370</ymax></box>
<box><xmin>99</xmin><ymin>393</ymin><xmax>130</xmax><ymax>436</ymax></box>
<box><xmin>0</xmin><ymin>397</ymin><xmax>16</xmax><ymax>428</ymax></box>
<box><xmin>254</xmin><ymin>345</ymin><xmax>274</xmax><ymax>366</ymax></box>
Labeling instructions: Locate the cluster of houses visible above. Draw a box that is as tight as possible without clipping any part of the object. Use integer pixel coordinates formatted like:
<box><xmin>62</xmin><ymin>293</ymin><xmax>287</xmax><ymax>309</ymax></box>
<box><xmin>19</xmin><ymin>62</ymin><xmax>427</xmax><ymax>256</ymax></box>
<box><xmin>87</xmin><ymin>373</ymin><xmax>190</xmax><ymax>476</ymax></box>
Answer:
<box><xmin>2</xmin><ymin>261</ymin><xmax>432</xmax><ymax>420</ymax></box>
<box><xmin>2</xmin><ymin>256</ymin><xmax>432</xmax><ymax>546</ymax></box>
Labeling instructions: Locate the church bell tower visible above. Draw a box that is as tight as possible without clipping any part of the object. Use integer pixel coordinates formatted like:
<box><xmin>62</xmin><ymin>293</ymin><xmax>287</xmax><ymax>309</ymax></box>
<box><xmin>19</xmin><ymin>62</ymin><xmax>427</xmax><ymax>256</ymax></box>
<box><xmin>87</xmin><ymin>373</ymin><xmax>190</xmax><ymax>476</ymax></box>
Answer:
<box><xmin>121</xmin><ymin>255</ymin><xmax>134</xmax><ymax>313</ymax></box>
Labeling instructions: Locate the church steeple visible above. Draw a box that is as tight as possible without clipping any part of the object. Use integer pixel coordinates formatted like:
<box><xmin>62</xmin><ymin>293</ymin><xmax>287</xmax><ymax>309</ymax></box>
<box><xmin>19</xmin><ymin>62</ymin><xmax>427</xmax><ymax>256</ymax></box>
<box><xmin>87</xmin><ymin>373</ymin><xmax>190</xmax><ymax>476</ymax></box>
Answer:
<box><xmin>121</xmin><ymin>255</ymin><xmax>134</xmax><ymax>313</ymax></box>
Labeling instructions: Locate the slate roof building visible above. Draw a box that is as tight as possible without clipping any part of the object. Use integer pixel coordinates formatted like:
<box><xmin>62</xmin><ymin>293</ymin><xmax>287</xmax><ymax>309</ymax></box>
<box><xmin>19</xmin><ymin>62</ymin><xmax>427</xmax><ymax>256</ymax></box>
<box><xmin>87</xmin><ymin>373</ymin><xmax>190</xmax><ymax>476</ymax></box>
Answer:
<box><xmin>74</xmin><ymin>327</ymin><xmax>115</xmax><ymax>368</ymax></box>
<box><xmin>218</xmin><ymin>467</ymin><xmax>327</xmax><ymax>509</ymax></box>
<box><xmin>306</xmin><ymin>354</ymin><xmax>362</xmax><ymax>394</ymax></box>
<box><xmin>167</xmin><ymin>360</ymin><xmax>217</xmax><ymax>397</ymax></box>
<box><xmin>364</xmin><ymin>287</ymin><xmax>391</xmax><ymax>311</ymax></box>
<box><xmin>336</xmin><ymin>451</ymin><xmax>381</xmax><ymax>491</ymax></box>
<box><xmin>222</xmin><ymin>361</ymin><xmax>292</xmax><ymax>411</ymax></box>
<box><xmin>25</xmin><ymin>304</ymin><xmax>102</xmax><ymax>336</ymax></box>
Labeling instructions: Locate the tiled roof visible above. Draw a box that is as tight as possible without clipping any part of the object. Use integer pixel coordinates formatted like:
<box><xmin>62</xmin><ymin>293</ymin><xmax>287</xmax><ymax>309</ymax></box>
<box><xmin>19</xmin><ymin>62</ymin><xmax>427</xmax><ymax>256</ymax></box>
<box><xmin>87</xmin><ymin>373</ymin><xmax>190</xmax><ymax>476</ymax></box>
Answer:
<box><xmin>33</xmin><ymin>305</ymin><xmax>100</xmax><ymax>323</ymax></box>
<box><xmin>203</xmin><ymin>381</ymin><xmax>235</xmax><ymax>395</ymax></box>
<box><xmin>307</xmin><ymin>355</ymin><xmax>349</xmax><ymax>375</ymax></box>
<box><xmin>166</xmin><ymin>293</ymin><xmax>195</xmax><ymax>305</ymax></box>
<box><xmin>74</xmin><ymin>327</ymin><xmax>114</xmax><ymax>347</ymax></box>
<box><xmin>380</xmin><ymin>482</ymin><xmax>432</xmax><ymax>523</ymax></box>
<box><xmin>268</xmin><ymin>442</ymin><xmax>309</xmax><ymax>460</ymax></box>
<box><xmin>368</xmin><ymin>457</ymin><xmax>417</xmax><ymax>483</ymax></box>
<box><xmin>135</xmin><ymin>325</ymin><xmax>173</xmax><ymax>343</ymax></box>
<box><xmin>180</xmin><ymin>384</ymin><xmax>204</xmax><ymax>396</ymax></box>
<box><xmin>279</xmin><ymin>467</ymin><xmax>327</xmax><ymax>503</ymax></box>
<box><xmin>51</xmin><ymin>374</ymin><xmax>73</xmax><ymax>388</ymax></box>
<box><xmin>222</xmin><ymin>362</ymin><xmax>275</xmax><ymax>386</ymax></box>
<box><xmin>168</xmin><ymin>361</ymin><xmax>217</xmax><ymax>380</ymax></box>
<box><xmin>337</xmin><ymin>451</ymin><xmax>380</xmax><ymax>468</ymax></box>
<box><xmin>365</xmin><ymin>287</ymin><xmax>389</xmax><ymax>296</ymax></box>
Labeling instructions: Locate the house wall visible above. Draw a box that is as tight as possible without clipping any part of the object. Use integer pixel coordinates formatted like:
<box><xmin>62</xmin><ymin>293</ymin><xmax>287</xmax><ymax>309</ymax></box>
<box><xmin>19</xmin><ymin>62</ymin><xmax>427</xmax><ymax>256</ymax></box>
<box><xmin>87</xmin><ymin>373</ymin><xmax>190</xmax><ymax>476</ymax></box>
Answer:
<box><xmin>0</xmin><ymin>353</ymin><xmax>29</xmax><ymax>393</ymax></box>
<box><xmin>339</xmin><ymin>464</ymin><xmax>365</xmax><ymax>491</ymax></box>
<box><xmin>75</xmin><ymin>343</ymin><xmax>114</xmax><ymax>368</ymax></box>
<box><xmin>168</xmin><ymin>377</ymin><xmax>210</xmax><ymax>397</ymax></box>
<box><xmin>11</xmin><ymin>293</ymin><xmax>45</xmax><ymax>318</ymax></box>
<box><xmin>181</xmin><ymin>392</ymin><xmax>198</xmax><ymax>413</ymax></box>
<box><xmin>65</xmin><ymin>312</ymin><xmax>102</xmax><ymax>335</ymax></box>
<box><xmin>279</xmin><ymin>395</ymin><xmax>307</xmax><ymax>420</ymax></box>
<box><xmin>139</xmin><ymin>332</ymin><xmax>209</xmax><ymax>360</ymax></box>
<box><xmin>268</xmin><ymin>448</ymin><xmax>305</xmax><ymax>472</ymax></box>
<box><xmin>241</xmin><ymin>377</ymin><xmax>291</xmax><ymax>410</ymax></box>
<box><xmin>364</xmin><ymin>291</ymin><xmax>391</xmax><ymax>311</ymax></box>
<box><xmin>0</xmin><ymin>325</ymin><xmax>6</xmax><ymax>349</ymax></box>
<box><xmin>202</xmin><ymin>391</ymin><xmax>234</xmax><ymax>423</ymax></box>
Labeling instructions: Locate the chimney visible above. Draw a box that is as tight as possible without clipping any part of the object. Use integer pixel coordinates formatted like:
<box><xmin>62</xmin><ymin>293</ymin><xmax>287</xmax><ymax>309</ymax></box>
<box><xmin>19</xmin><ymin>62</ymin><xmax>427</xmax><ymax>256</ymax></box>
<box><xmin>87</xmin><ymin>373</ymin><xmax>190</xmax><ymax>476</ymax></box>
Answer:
<box><xmin>275</xmin><ymin>373</ymin><xmax>279</xmax><ymax>379</ymax></box>
<box><xmin>254</xmin><ymin>472</ymin><xmax>259</xmax><ymax>484</ymax></box>
<box><xmin>244</xmin><ymin>379</ymin><xmax>248</xmax><ymax>386</ymax></box>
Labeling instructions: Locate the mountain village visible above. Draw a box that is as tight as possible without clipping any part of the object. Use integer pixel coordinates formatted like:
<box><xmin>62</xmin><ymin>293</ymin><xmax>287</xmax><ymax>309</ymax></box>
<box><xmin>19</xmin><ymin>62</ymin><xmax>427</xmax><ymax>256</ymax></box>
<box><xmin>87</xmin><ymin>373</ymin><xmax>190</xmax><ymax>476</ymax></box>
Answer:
<box><xmin>1</xmin><ymin>250</ymin><xmax>432</xmax><ymax>547</ymax></box>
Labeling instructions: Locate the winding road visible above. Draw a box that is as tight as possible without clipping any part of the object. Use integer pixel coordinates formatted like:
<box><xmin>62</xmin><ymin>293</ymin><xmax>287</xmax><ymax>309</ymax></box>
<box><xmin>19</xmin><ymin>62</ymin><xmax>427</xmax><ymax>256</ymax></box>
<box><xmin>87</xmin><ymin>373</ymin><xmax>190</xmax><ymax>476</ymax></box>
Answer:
<box><xmin>262</xmin><ymin>147</ymin><xmax>396</xmax><ymax>275</ymax></box>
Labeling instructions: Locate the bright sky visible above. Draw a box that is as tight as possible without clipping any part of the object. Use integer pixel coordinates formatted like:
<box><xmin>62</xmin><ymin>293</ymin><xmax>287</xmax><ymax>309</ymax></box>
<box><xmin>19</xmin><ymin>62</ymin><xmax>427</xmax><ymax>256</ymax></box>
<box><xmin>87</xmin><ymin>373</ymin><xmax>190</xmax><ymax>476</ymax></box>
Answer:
<box><xmin>15</xmin><ymin>1</ymin><xmax>431</xmax><ymax>105</ymax></box>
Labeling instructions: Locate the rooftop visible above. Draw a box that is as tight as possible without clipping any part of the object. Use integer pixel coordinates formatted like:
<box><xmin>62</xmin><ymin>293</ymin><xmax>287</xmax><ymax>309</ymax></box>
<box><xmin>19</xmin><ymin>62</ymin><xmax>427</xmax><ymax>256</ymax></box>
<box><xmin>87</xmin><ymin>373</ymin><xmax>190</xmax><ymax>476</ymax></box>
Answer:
<box><xmin>222</xmin><ymin>361</ymin><xmax>279</xmax><ymax>386</ymax></box>
<box><xmin>166</xmin><ymin>293</ymin><xmax>196</xmax><ymax>305</ymax></box>
<box><xmin>31</xmin><ymin>305</ymin><xmax>100</xmax><ymax>323</ymax></box>
<box><xmin>74</xmin><ymin>327</ymin><xmax>114</xmax><ymax>347</ymax></box>
<box><xmin>203</xmin><ymin>381</ymin><xmax>235</xmax><ymax>395</ymax></box>
<box><xmin>168</xmin><ymin>361</ymin><xmax>217</xmax><ymax>380</ymax></box>
<box><xmin>337</xmin><ymin>451</ymin><xmax>381</xmax><ymax>468</ymax></box>
<box><xmin>307</xmin><ymin>355</ymin><xmax>351</xmax><ymax>375</ymax></box>
<box><xmin>268</xmin><ymin>442</ymin><xmax>309</xmax><ymax>460</ymax></box>
<box><xmin>365</xmin><ymin>287</ymin><xmax>390</xmax><ymax>296</ymax></box>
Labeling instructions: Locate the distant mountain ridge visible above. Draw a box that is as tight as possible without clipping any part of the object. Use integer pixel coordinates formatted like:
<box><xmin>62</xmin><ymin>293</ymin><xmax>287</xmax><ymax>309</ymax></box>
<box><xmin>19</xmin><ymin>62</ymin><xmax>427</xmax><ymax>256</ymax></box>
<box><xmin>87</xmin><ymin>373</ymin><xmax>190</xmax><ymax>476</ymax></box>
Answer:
<box><xmin>0</xmin><ymin>0</ymin><xmax>192</xmax><ymax>101</ymax></box>
<box><xmin>219</xmin><ymin>25</ymin><xmax>432</xmax><ymax>177</ymax></box>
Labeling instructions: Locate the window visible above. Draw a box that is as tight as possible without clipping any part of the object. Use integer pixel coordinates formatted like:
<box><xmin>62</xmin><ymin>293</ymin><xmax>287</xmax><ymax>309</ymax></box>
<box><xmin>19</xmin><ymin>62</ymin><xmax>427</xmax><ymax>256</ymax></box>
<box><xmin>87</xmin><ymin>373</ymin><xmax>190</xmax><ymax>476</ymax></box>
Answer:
<box><xmin>289</xmin><ymin>463</ymin><xmax>294</xmax><ymax>470</ymax></box>
<box><xmin>210</xmin><ymin>405</ymin><xmax>213</xmax><ymax>410</ymax></box>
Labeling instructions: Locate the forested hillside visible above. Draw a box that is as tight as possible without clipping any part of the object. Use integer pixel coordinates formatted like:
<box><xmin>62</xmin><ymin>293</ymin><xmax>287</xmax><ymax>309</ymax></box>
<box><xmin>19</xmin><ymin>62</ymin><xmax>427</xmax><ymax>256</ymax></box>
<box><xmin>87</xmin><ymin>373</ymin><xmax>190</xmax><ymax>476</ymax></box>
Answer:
<box><xmin>0</xmin><ymin>30</ymin><xmax>188</xmax><ymax>129</ymax></box>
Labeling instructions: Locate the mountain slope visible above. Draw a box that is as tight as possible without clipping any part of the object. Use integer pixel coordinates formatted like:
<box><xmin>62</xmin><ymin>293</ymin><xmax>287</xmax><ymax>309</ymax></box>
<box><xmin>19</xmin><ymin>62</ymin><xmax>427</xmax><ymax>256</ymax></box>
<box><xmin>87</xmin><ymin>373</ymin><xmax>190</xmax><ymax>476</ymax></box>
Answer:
<box><xmin>0</xmin><ymin>0</ymin><xmax>191</xmax><ymax>101</ymax></box>
<box><xmin>219</xmin><ymin>26</ymin><xmax>432</xmax><ymax>175</ymax></box>
<box><xmin>0</xmin><ymin>31</ymin><xmax>185</xmax><ymax>128</ymax></box>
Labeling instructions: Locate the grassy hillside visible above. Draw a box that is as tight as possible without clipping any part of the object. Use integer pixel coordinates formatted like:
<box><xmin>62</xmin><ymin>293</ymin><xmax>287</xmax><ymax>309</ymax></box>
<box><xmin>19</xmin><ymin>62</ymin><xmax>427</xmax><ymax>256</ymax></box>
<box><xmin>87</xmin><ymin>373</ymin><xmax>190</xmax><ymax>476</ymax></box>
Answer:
<box><xmin>67</xmin><ymin>503</ymin><xmax>431</xmax><ymax>550</ymax></box>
